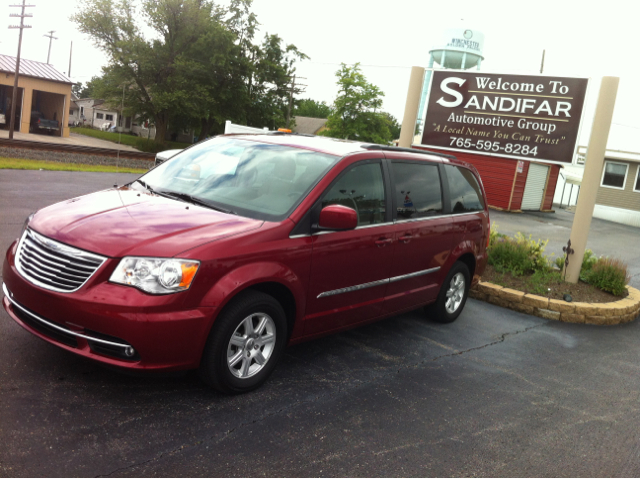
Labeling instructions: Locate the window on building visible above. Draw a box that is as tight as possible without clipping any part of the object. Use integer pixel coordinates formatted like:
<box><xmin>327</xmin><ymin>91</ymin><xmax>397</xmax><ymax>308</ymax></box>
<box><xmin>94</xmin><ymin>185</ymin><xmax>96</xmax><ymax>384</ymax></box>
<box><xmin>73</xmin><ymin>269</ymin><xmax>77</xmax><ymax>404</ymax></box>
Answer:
<box><xmin>601</xmin><ymin>161</ymin><xmax>628</xmax><ymax>189</ymax></box>
<box><xmin>96</xmin><ymin>113</ymin><xmax>104</xmax><ymax>120</ymax></box>
<box><xmin>634</xmin><ymin>166</ymin><xmax>640</xmax><ymax>192</ymax></box>
<box><xmin>106</xmin><ymin>114</ymin><xmax>114</xmax><ymax>121</ymax></box>
<box><xmin>445</xmin><ymin>165</ymin><xmax>485</xmax><ymax>213</ymax></box>
<box><xmin>391</xmin><ymin>162</ymin><xmax>442</xmax><ymax>219</ymax></box>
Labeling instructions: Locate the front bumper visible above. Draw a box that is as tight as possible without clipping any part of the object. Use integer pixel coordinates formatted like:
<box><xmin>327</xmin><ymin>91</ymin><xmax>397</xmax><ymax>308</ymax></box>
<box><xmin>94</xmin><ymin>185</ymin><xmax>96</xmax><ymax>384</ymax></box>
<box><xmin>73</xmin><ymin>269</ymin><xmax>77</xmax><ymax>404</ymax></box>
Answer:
<box><xmin>2</xmin><ymin>240</ymin><xmax>215</xmax><ymax>371</ymax></box>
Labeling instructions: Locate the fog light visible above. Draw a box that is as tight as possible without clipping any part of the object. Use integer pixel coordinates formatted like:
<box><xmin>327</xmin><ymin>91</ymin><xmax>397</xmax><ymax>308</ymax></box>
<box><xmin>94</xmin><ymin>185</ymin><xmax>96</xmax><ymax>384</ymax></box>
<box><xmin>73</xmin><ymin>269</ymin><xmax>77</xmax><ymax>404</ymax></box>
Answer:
<box><xmin>124</xmin><ymin>346</ymin><xmax>136</xmax><ymax>358</ymax></box>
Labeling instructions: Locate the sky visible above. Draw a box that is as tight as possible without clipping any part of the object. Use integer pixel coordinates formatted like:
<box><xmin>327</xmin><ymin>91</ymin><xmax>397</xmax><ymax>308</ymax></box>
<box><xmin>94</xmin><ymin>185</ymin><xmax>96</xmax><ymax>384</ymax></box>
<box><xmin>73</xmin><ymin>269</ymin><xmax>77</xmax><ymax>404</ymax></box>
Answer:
<box><xmin>1</xmin><ymin>0</ymin><xmax>639</xmax><ymax>147</ymax></box>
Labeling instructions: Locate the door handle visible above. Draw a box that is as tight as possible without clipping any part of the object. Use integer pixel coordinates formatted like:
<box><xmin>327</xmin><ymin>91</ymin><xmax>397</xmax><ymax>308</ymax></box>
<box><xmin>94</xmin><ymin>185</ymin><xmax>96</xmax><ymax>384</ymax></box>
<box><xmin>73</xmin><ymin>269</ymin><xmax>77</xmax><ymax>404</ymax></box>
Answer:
<box><xmin>375</xmin><ymin>238</ymin><xmax>393</xmax><ymax>247</ymax></box>
<box><xmin>398</xmin><ymin>234</ymin><xmax>412</xmax><ymax>243</ymax></box>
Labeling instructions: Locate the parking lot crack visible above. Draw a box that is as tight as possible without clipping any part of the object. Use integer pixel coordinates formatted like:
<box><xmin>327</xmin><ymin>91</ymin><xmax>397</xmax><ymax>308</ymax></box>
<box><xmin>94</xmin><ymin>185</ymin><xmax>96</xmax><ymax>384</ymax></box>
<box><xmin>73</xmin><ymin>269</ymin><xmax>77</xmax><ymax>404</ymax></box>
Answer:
<box><xmin>96</xmin><ymin>324</ymin><xmax>545</xmax><ymax>477</ymax></box>
<box><xmin>430</xmin><ymin>324</ymin><xmax>545</xmax><ymax>362</ymax></box>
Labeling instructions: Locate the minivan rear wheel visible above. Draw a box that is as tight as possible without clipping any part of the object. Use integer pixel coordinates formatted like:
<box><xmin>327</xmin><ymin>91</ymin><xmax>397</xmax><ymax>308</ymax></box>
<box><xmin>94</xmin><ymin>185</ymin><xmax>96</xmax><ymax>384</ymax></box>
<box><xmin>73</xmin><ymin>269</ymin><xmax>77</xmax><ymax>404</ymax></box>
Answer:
<box><xmin>427</xmin><ymin>262</ymin><xmax>470</xmax><ymax>323</ymax></box>
<box><xmin>199</xmin><ymin>291</ymin><xmax>287</xmax><ymax>394</ymax></box>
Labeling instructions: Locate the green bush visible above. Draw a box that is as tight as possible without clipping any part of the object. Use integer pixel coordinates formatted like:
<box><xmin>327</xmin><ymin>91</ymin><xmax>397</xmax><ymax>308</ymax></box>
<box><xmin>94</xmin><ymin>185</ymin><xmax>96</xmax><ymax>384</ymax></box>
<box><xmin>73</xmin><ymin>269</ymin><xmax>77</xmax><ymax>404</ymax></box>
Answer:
<box><xmin>582</xmin><ymin>257</ymin><xmax>630</xmax><ymax>296</ymax></box>
<box><xmin>488</xmin><ymin>221</ymin><xmax>504</xmax><ymax>248</ymax></box>
<box><xmin>488</xmin><ymin>230</ymin><xmax>550</xmax><ymax>276</ymax></box>
<box><xmin>555</xmin><ymin>248</ymin><xmax>597</xmax><ymax>273</ymax></box>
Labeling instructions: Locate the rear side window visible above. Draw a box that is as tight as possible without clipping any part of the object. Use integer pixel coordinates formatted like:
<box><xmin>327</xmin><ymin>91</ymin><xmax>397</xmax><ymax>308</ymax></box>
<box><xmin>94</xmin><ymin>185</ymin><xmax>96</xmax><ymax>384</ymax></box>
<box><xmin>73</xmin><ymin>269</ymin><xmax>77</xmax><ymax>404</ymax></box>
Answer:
<box><xmin>445</xmin><ymin>165</ymin><xmax>485</xmax><ymax>213</ymax></box>
<box><xmin>322</xmin><ymin>162</ymin><xmax>386</xmax><ymax>226</ymax></box>
<box><xmin>391</xmin><ymin>162</ymin><xmax>442</xmax><ymax>219</ymax></box>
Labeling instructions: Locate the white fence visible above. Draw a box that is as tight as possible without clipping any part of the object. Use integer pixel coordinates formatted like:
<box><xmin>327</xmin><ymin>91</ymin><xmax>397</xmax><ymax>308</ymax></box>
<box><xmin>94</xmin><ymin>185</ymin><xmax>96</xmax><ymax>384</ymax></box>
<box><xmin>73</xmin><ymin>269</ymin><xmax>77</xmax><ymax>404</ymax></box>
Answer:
<box><xmin>224</xmin><ymin>121</ymin><xmax>269</xmax><ymax>135</ymax></box>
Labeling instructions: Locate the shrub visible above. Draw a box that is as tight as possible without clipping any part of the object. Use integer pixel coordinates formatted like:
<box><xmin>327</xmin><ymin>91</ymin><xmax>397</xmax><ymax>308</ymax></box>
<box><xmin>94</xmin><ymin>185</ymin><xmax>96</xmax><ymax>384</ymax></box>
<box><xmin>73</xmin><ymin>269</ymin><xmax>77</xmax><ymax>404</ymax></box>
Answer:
<box><xmin>513</xmin><ymin>232</ymin><xmax>550</xmax><ymax>272</ymax></box>
<box><xmin>581</xmin><ymin>249</ymin><xmax>597</xmax><ymax>272</ymax></box>
<box><xmin>487</xmin><ymin>226</ymin><xmax>551</xmax><ymax>276</ymax></box>
<box><xmin>489</xmin><ymin>237</ymin><xmax>533</xmax><ymax>275</ymax></box>
<box><xmin>555</xmin><ymin>248</ymin><xmax>597</xmax><ymax>273</ymax></box>
<box><xmin>582</xmin><ymin>257</ymin><xmax>630</xmax><ymax>296</ymax></box>
<box><xmin>488</xmin><ymin>221</ymin><xmax>503</xmax><ymax>248</ymax></box>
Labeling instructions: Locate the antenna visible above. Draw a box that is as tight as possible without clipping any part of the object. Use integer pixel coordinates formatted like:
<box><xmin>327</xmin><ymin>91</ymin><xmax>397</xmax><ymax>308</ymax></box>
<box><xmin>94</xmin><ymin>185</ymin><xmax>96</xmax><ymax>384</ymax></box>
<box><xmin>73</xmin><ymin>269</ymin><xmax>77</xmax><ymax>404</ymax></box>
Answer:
<box><xmin>8</xmin><ymin>0</ymin><xmax>35</xmax><ymax>140</ymax></box>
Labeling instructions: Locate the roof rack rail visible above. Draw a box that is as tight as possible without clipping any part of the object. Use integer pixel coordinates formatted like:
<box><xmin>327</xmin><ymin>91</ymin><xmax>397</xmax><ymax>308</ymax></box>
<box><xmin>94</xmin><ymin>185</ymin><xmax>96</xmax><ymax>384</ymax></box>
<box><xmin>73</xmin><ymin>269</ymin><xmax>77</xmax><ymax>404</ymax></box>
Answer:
<box><xmin>267</xmin><ymin>131</ymin><xmax>316</xmax><ymax>137</ymax></box>
<box><xmin>363</xmin><ymin>144</ymin><xmax>456</xmax><ymax>160</ymax></box>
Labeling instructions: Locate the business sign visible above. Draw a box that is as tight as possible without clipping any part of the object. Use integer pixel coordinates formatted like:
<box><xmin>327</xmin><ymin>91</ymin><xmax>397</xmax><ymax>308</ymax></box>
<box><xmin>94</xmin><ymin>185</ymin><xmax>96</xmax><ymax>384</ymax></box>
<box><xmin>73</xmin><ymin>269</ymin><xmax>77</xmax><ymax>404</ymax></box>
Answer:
<box><xmin>421</xmin><ymin>71</ymin><xmax>589</xmax><ymax>164</ymax></box>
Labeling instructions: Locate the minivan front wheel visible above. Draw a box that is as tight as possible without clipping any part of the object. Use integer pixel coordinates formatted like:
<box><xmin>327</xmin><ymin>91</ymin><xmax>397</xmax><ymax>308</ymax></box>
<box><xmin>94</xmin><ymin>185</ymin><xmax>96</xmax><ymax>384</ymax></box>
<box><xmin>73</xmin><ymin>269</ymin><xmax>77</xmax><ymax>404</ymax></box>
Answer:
<box><xmin>199</xmin><ymin>291</ymin><xmax>287</xmax><ymax>394</ymax></box>
<box><xmin>427</xmin><ymin>262</ymin><xmax>471</xmax><ymax>323</ymax></box>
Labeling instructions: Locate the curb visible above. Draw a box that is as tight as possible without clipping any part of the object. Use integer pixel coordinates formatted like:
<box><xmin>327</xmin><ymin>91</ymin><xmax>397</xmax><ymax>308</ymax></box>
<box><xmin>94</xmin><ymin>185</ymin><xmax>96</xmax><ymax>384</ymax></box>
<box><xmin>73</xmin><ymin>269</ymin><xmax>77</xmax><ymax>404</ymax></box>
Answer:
<box><xmin>470</xmin><ymin>282</ymin><xmax>640</xmax><ymax>325</ymax></box>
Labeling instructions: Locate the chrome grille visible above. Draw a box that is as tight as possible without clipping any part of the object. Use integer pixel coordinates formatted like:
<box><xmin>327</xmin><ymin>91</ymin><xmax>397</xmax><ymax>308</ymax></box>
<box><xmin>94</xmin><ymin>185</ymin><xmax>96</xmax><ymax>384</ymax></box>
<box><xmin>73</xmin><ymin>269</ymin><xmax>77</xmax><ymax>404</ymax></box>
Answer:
<box><xmin>16</xmin><ymin>229</ymin><xmax>107</xmax><ymax>293</ymax></box>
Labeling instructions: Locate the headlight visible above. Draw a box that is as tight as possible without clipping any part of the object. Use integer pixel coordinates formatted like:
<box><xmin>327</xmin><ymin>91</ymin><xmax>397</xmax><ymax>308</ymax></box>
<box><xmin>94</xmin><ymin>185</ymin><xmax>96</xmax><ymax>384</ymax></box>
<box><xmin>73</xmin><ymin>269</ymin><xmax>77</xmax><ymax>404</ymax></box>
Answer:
<box><xmin>109</xmin><ymin>257</ymin><xmax>200</xmax><ymax>294</ymax></box>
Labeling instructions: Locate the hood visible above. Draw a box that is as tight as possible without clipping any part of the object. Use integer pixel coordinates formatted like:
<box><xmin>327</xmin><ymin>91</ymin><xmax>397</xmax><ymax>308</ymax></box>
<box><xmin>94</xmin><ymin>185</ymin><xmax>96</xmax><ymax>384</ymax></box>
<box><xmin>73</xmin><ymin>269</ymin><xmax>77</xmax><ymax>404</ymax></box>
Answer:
<box><xmin>29</xmin><ymin>186</ymin><xmax>263</xmax><ymax>258</ymax></box>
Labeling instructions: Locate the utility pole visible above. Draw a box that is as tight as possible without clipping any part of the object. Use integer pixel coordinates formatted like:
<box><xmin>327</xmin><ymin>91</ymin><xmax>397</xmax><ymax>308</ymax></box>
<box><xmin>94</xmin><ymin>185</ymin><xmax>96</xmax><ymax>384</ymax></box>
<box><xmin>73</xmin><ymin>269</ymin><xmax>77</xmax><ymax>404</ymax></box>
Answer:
<box><xmin>285</xmin><ymin>75</ymin><xmax>306</xmax><ymax>129</ymax></box>
<box><xmin>8</xmin><ymin>0</ymin><xmax>34</xmax><ymax>140</ymax></box>
<box><xmin>540</xmin><ymin>49</ymin><xmax>545</xmax><ymax>74</ymax></box>
<box><xmin>44</xmin><ymin>30</ymin><xmax>57</xmax><ymax>64</ymax></box>
<box><xmin>68</xmin><ymin>41</ymin><xmax>72</xmax><ymax>77</ymax></box>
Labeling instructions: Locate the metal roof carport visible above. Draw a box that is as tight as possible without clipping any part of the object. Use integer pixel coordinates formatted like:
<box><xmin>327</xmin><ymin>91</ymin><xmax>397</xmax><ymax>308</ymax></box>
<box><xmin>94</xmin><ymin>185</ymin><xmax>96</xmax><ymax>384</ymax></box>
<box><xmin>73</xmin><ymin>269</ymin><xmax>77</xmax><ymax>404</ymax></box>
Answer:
<box><xmin>0</xmin><ymin>54</ymin><xmax>73</xmax><ymax>137</ymax></box>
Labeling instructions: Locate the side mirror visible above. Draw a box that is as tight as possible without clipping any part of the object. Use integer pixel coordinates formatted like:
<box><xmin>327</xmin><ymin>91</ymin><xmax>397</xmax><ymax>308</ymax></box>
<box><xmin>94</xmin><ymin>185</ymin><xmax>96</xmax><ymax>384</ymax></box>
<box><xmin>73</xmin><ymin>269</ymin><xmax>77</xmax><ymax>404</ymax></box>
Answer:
<box><xmin>317</xmin><ymin>204</ymin><xmax>358</xmax><ymax>231</ymax></box>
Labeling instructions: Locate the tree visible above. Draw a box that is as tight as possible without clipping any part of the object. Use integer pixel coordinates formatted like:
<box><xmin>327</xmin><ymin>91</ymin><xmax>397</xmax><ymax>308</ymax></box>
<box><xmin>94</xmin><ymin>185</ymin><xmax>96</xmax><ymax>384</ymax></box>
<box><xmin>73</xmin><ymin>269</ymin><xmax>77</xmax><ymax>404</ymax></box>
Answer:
<box><xmin>72</xmin><ymin>76</ymin><xmax>102</xmax><ymax>98</ymax></box>
<box><xmin>322</xmin><ymin>63</ymin><xmax>392</xmax><ymax>145</ymax></box>
<box><xmin>71</xmin><ymin>0</ymin><xmax>307</xmax><ymax>143</ymax></box>
<box><xmin>294</xmin><ymin>98</ymin><xmax>332</xmax><ymax>119</ymax></box>
<box><xmin>382</xmin><ymin>112</ymin><xmax>401</xmax><ymax>140</ymax></box>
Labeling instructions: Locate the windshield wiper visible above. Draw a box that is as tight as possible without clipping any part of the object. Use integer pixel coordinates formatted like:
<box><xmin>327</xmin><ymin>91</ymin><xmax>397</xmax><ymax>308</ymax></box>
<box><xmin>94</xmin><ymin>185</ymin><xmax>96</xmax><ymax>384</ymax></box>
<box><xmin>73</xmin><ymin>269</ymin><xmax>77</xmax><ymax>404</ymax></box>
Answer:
<box><xmin>134</xmin><ymin>181</ymin><xmax>236</xmax><ymax>215</ymax></box>
<box><xmin>161</xmin><ymin>191</ymin><xmax>237</xmax><ymax>215</ymax></box>
<box><xmin>135</xmin><ymin>179</ymin><xmax>156</xmax><ymax>193</ymax></box>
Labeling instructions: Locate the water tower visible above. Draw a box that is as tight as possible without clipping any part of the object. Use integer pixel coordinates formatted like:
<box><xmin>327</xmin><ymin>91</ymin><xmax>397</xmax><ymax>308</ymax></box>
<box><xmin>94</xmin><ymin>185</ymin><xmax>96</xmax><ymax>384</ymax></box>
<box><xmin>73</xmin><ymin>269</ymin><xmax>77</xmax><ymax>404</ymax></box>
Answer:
<box><xmin>417</xmin><ymin>28</ymin><xmax>485</xmax><ymax>131</ymax></box>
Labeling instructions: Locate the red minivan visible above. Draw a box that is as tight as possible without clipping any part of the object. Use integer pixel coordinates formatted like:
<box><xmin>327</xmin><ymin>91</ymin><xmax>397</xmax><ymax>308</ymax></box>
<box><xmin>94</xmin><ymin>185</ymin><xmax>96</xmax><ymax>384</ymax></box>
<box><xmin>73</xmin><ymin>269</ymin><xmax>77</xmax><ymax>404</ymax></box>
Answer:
<box><xmin>2</xmin><ymin>134</ymin><xmax>489</xmax><ymax>393</ymax></box>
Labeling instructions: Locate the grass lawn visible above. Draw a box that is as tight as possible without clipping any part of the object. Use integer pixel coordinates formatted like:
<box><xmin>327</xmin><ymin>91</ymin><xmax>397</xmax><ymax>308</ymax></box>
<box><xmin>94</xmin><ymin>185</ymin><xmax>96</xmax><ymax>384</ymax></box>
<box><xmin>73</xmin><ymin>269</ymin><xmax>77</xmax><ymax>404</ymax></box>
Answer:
<box><xmin>0</xmin><ymin>157</ymin><xmax>147</xmax><ymax>174</ymax></box>
<box><xmin>70</xmin><ymin>127</ymin><xmax>191</xmax><ymax>153</ymax></box>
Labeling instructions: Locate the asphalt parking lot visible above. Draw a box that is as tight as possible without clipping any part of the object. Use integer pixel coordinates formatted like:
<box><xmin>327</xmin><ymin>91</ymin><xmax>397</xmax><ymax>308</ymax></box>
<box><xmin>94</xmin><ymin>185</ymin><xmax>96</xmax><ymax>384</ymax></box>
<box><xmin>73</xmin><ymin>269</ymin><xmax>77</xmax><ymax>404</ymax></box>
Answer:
<box><xmin>2</xmin><ymin>170</ymin><xmax>640</xmax><ymax>477</ymax></box>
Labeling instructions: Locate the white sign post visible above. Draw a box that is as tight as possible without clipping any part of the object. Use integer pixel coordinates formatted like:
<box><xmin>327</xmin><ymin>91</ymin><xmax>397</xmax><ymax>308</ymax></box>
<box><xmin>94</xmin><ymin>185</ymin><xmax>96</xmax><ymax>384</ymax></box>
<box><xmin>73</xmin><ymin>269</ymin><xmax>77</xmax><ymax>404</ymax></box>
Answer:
<box><xmin>565</xmin><ymin>76</ymin><xmax>619</xmax><ymax>283</ymax></box>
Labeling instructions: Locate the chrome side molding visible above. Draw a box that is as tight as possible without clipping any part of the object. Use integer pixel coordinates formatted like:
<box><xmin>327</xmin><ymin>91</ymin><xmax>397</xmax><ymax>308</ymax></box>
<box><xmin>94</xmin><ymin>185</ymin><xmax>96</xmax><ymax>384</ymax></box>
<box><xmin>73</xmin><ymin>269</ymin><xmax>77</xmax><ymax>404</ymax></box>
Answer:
<box><xmin>317</xmin><ymin>267</ymin><xmax>440</xmax><ymax>299</ymax></box>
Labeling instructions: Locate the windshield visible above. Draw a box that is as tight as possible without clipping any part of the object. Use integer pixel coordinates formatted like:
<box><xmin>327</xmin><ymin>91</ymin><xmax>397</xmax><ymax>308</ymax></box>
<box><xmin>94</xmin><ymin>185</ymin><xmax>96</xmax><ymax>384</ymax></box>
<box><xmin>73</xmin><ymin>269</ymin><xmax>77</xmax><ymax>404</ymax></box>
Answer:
<box><xmin>139</xmin><ymin>137</ymin><xmax>340</xmax><ymax>221</ymax></box>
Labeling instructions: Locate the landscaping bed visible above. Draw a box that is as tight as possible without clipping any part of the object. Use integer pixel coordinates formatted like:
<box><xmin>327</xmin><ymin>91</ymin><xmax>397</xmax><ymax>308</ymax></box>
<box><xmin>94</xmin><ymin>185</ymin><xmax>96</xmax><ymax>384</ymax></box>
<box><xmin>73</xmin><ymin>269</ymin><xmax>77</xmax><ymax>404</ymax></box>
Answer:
<box><xmin>471</xmin><ymin>224</ymin><xmax>640</xmax><ymax>325</ymax></box>
<box><xmin>481</xmin><ymin>263</ymin><xmax>627</xmax><ymax>303</ymax></box>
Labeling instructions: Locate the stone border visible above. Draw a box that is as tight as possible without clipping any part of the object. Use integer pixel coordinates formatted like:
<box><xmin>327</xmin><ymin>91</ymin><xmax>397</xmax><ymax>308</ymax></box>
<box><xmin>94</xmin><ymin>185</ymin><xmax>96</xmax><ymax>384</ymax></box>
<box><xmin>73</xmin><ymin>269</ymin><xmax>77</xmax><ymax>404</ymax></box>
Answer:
<box><xmin>470</xmin><ymin>282</ymin><xmax>640</xmax><ymax>325</ymax></box>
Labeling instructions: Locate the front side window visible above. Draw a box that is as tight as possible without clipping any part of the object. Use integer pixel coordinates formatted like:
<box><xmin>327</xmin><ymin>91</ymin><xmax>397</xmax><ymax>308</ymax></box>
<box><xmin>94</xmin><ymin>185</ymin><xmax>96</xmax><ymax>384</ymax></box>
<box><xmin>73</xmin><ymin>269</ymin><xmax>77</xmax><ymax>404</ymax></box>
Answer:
<box><xmin>602</xmin><ymin>161</ymin><xmax>628</xmax><ymax>189</ymax></box>
<box><xmin>391</xmin><ymin>162</ymin><xmax>442</xmax><ymax>220</ymax></box>
<box><xmin>321</xmin><ymin>162</ymin><xmax>386</xmax><ymax>226</ymax></box>
<box><xmin>140</xmin><ymin>138</ymin><xmax>339</xmax><ymax>221</ymax></box>
<box><xmin>445</xmin><ymin>165</ymin><xmax>485</xmax><ymax>213</ymax></box>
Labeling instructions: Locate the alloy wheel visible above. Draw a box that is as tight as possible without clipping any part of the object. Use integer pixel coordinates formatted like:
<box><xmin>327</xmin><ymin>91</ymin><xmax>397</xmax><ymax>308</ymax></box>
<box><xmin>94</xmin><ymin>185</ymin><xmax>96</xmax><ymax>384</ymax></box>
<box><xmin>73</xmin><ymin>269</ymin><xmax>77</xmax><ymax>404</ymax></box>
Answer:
<box><xmin>226</xmin><ymin>313</ymin><xmax>276</xmax><ymax>379</ymax></box>
<box><xmin>445</xmin><ymin>272</ymin><xmax>466</xmax><ymax>314</ymax></box>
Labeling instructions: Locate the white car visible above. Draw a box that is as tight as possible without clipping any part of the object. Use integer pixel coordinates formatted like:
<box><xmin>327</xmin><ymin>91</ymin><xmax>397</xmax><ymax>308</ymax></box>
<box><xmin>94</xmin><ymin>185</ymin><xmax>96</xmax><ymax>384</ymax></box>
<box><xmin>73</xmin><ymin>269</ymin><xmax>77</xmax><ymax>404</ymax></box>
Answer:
<box><xmin>154</xmin><ymin>149</ymin><xmax>183</xmax><ymax>166</ymax></box>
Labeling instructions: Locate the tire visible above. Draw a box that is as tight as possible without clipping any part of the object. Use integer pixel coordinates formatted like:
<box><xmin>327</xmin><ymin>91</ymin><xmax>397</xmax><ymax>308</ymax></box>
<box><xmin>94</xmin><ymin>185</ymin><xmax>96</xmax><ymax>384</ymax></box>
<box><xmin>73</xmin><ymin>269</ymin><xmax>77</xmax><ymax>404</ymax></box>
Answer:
<box><xmin>427</xmin><ymin>262</ymin><xmax>471</xmax><ymax>323</ymax></box>
<box><xmin>199</xmin><ymin>290</ymin><xmax>287</xmax><ymax>394</ymax></box>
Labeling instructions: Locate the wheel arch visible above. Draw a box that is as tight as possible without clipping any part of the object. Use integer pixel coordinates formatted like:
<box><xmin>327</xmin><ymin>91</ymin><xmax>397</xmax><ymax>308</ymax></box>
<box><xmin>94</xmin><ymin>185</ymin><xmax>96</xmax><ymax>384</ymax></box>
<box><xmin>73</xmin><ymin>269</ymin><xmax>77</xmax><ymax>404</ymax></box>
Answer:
<box><xmin>453</xmin><ymin>251</ymin><xmax>476</xmax><ymax>280</ymax></box>
<box><xmin>199</xmin><ymin>261</ymin><xmax>305</xmax><ymax>346</ymax></box>
<box><xmin>247</xmin><ymin>282</ymin><xmax>296</xmax><ymax>341</ymax></box>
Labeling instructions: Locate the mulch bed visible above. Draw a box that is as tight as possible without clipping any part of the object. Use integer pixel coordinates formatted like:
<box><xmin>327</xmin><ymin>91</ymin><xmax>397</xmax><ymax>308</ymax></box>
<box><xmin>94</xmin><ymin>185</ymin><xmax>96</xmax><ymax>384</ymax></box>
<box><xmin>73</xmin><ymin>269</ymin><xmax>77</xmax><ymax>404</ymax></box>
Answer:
<box><xmin>480</xmin><ymin>264</ymin><xmax>628</xmax><ymax>303</ymax></box>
